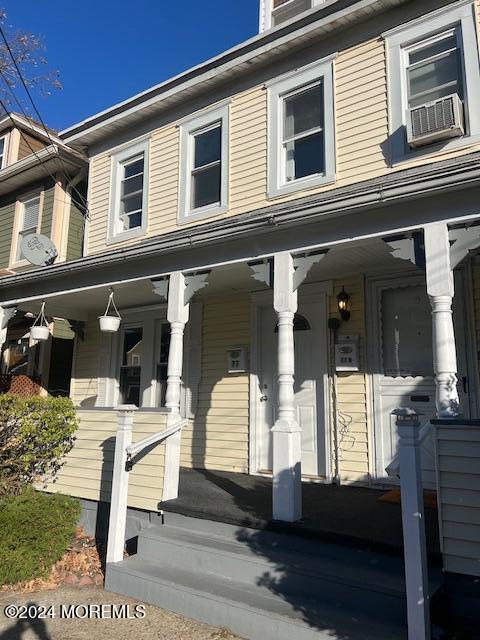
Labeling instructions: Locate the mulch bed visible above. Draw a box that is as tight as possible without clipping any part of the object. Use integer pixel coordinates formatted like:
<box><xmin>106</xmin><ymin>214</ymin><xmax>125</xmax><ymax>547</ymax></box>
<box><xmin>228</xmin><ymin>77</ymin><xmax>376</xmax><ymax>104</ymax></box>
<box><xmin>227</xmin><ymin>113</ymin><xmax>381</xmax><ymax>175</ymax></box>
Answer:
<box><xmin>1</xmin><ymin>527</ymin><xmax>105</xmax><ymax>593</ymax></box>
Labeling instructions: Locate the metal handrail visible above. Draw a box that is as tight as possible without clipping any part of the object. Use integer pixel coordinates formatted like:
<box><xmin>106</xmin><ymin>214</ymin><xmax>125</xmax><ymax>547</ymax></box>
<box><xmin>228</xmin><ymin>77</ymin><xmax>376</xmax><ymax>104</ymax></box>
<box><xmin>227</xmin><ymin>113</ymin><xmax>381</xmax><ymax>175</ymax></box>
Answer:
<box><xmin>125</xmin><ymin>418</ymin><xmax>187</xmax><ymax>463</ymax></box>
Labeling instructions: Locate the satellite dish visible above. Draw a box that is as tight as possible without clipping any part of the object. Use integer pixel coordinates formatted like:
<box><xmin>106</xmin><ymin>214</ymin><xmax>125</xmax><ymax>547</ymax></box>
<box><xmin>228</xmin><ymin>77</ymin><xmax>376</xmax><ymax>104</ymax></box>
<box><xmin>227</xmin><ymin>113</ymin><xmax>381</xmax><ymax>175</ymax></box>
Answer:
<box><xmin>20</xmin><ymin>233</ymin><xmax>58</xmax><ymax>267</ymax></box>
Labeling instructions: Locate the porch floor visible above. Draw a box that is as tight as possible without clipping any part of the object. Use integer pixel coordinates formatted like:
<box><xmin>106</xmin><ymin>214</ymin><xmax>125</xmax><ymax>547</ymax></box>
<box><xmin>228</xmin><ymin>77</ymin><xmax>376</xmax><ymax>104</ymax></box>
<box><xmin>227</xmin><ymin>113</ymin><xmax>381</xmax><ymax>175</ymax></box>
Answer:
<box><xmin>163</xmin><ymin>468</ymin><xmax>440</xmax><ymax>557</ymax></box>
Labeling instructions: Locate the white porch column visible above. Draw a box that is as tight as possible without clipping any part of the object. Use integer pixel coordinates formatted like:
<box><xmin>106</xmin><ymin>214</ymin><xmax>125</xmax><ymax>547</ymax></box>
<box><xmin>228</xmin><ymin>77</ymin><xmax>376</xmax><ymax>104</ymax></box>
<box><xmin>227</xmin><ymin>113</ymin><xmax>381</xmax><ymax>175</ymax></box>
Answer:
<box><xmin>396</xmin><ymin>409</ymin><xmax>431</xmax><ymax>640</ymax></box>
<box><xmin>0</xmin><ymin>307</ymin><xmax>16</xmax><ymax>373</ymax></box>
<box><xmin>163</xmin><ymin>271</ymin><xmax>189</xmax><ymax>501</ymax></box>
<box><xmin>106</xmin><ymin>404</ymin><xmax>137</xmax><ymax>564</ymax></box>
<box><xmin>424</xmin><ymin>223</ymin><xmax>459</xmax><ymax>417</ymax></box>
<box><xmin>272</xmin><ymin>252</ymin><xmax>302</xmax><ymax>522</ymax></box>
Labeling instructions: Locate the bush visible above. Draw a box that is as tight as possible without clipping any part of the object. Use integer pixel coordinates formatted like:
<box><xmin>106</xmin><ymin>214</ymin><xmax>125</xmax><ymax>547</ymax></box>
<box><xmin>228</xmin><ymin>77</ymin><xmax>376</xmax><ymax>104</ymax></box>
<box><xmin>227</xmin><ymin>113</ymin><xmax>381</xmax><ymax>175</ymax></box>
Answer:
<box><xmin>0</xmin><ymin>394</ymin><xmax>79</xmax><ymax>496</ymax></box>
<box><xmin>0</xmin><ymin>486</ymin><xmax>81</xmax><ymax>585</ymax></box>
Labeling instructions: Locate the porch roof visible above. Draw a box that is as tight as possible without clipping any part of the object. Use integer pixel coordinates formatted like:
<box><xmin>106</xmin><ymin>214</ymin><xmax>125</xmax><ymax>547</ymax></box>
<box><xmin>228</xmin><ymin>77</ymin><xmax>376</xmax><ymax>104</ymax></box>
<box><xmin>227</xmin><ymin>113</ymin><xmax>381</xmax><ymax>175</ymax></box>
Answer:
<box><xmin>1</xmin><ymin>150</ymin><xmax>480</xmax><ymax>308</ymax></box>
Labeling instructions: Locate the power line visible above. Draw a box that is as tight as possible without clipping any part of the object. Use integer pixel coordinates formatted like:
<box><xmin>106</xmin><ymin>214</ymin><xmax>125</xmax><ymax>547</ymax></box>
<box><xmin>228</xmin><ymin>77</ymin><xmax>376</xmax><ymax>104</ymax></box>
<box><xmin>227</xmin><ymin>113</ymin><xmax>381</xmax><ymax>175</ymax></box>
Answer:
<box><xmin>0</xmin><ymin>24</ymin><xmax>88</xmax><ymax>209</ymax></box>
<box><xmin>0</xmin><ymin>95</ymin><xmax>88</xmax><ymax>216</ymax></box>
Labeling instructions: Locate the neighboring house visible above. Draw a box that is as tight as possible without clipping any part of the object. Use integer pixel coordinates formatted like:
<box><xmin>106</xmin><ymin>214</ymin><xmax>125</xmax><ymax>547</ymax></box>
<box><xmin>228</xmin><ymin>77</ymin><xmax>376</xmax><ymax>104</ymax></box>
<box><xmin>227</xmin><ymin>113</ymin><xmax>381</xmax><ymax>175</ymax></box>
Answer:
<box><xmin>0</xmin><ymin>113</ymin><xmax>87</xmax><ymax>396</ymax></box>
<box><xmin>1</xmin><ymin>0</ymin><xmax>480</xmax><ymax>636</ymax></box>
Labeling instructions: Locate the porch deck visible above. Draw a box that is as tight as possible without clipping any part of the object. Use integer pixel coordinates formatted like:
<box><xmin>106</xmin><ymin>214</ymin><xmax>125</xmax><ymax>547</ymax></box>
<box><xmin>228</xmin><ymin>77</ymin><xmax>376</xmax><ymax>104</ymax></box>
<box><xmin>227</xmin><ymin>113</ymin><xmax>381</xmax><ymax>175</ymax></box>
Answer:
<box><xmin>163</xmin><ymin>468</ymin><xmax>440</xmax><ymax>556</ymax></box>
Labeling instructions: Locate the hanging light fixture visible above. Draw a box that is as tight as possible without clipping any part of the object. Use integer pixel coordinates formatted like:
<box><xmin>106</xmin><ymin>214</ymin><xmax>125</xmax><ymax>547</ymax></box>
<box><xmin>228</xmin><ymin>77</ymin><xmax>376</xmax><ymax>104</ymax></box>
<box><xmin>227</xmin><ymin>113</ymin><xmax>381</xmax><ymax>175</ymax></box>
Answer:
<box><xmin>337</xmin><ymin>286</ymin><xmax>351</xmax><ymax>322</ymax></box>
<box><xmin>99</xmin><ymin>288</ymin><xmax>121</xmax><ymax>333</ymax></box>
<box><xmin>30</xmin><ymin>301</ymin><xmax>50</xmax><ymax>341</ymax></box>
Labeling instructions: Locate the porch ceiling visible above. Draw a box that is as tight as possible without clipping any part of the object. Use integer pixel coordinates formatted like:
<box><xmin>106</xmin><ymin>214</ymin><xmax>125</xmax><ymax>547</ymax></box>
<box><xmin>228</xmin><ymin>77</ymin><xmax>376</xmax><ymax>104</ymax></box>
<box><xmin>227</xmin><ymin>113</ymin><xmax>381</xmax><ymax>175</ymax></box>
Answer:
<box><xmin>17</xmin><ymin>238</ymin><xmax>413</xmax><ymax>320</ymax></box>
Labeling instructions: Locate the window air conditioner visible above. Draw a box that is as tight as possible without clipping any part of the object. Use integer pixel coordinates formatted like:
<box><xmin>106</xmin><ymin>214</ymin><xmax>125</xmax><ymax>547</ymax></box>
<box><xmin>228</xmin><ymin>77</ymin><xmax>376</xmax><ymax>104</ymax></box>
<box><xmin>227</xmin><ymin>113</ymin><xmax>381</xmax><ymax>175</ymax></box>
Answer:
<box><xmin>406</xmin><ymin>93</ymin><xmax>464</xmax><ymax>148</ymax></box>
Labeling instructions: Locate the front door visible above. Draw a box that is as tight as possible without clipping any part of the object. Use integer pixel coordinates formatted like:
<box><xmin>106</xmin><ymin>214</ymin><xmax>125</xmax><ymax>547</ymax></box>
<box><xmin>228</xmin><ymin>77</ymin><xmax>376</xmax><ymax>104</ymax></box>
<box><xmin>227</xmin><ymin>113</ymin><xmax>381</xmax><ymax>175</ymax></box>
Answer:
<box><xmin>370</xmin><ymin>273</ymin><xmax>472</xmax><ymax>485</ymax></box>
<box><xmin>255</xmin><ymin>298</ymin><xmax>328</xmax><ymax>477</ymax></box>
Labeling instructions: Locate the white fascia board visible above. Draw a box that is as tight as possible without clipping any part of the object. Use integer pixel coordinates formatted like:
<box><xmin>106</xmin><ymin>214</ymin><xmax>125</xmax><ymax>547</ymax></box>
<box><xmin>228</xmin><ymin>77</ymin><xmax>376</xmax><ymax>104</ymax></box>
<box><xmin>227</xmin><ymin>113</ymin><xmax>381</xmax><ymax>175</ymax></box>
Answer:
<box><xmin>60</xmin><ymin>0</ymin><xmax>408</xmax><ymax>145</ymax></box>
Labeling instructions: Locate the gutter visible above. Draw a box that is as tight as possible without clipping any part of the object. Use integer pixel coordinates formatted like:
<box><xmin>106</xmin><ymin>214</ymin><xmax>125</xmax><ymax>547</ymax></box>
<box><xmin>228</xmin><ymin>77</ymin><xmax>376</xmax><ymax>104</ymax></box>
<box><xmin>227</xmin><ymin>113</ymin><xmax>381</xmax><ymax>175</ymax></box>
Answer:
<box><xmin>60</xmin><ymin>0</ymin><xmax>408</xmax><ymax>144</ymax></box>
<box><xmin>1</xmin><ymin>150</ymin><xmax>480</xmax><ymax>289</ymax></box>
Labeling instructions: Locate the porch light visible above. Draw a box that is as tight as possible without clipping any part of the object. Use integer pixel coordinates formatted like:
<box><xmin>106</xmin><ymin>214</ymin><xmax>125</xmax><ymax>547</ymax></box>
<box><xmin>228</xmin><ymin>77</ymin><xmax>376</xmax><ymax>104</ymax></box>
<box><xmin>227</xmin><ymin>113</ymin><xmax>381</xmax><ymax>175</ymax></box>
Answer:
<box><xmin>337</xmin><ymin>286</ymin><xmax>351</xmax><ymax>322</ymax></box>
<box><xmin>30</xmin><ymin>301</ymin><xmax>50</xmax><ymax>341</ymax></box>
<box><xmin>99</xmin><ymin>289</ymin><xmax>121</xmax><ymax>333</ymax></box>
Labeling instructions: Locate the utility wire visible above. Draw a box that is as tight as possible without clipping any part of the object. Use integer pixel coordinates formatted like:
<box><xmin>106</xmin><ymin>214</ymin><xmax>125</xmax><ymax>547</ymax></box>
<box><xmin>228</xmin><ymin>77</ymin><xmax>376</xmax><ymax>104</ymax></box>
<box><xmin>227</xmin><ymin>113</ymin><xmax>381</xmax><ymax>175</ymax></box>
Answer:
<box><xmin>0</xmin><ymin>24</ymin><xmax>88</xmax><ymax>209</ymax></box>
<box><xmin>0</xmin><ymin>95</ymin><xmax>88</xmax><ymax>215</ymax></box>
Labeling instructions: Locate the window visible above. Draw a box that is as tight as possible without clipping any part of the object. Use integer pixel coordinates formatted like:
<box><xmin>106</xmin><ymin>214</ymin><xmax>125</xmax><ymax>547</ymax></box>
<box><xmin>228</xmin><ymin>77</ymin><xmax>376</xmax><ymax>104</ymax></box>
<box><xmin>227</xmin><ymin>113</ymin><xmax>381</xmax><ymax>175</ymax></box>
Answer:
<box><xmin>109</xmin><ymin>140</ymin><xmax>149</xmax><ymax>242</ymax></box>
<box><xmin>268</xmin><ymin>58</ymin><xmax>335</xmax><ymax>197</ymax></box>
<box><xmin>0</xmin><ymin>135</ymin><xmax>8</xmax><ymax>169</ymax></box>
<box><xmin>178</xmin><ymin>104</ymin><xmax>229</xmax><ymax>222</ymax></box>
<box><xmin>17</xmin><ymin>195</ymin><xmax>40</xmax><ymax>261</ymax></box>
<box><xmin>116</xmin><ymin>319</ymin><xmax>170</xmax><ymax>408</ymax></box>
<box><xmin>384</xmin><ymin>2</ymin><xmax>480</xmax><ymax>161</ymax></box>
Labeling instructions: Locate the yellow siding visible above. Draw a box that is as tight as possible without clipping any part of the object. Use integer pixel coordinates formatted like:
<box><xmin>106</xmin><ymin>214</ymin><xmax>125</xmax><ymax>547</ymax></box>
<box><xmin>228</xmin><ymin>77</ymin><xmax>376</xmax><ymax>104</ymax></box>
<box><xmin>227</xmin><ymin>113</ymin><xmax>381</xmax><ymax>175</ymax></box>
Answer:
<box><xmin>329</xmin><ymin>275</ymin><xmax>369</xmax><ymax>483</ymax></box>
<box><xmin>70</xmin><ymin>318</ymin><xmax>101</xmax><ymax>407</ymax></box>
<box><xmin>44</xmin><ymin>410</ymin><xmax>168</xmax><ymax>512</ymax></box>
<box><xmin>181</xmin><ymin>293</ymin><xmax>250</xmax><ymax>472</ymax></box>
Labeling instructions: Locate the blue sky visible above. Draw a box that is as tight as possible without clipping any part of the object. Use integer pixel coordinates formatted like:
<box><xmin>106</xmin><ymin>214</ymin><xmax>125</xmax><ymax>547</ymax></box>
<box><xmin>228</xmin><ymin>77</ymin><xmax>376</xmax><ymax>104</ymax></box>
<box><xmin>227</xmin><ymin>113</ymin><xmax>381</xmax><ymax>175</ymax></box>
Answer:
<box><xmin>3</xmin><ymin>0</ymin><xmax>259</xmax><ymax>131</ymax></box>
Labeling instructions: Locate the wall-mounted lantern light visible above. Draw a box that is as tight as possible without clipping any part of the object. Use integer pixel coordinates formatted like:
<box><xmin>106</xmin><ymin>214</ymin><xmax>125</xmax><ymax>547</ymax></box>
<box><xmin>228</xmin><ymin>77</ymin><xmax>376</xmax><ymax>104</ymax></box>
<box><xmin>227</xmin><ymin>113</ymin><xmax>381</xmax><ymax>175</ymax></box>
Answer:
<box><xmin>337</xmin><ymin>286</ymin><xmax>351</xmax><ymax>322</ymax></box>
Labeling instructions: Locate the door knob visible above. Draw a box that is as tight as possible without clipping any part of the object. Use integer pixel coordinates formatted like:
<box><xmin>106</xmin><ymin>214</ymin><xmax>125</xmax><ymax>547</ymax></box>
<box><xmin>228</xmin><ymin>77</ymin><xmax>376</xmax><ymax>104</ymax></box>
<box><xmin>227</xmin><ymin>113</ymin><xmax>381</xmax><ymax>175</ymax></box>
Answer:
<box><xmin>260</xmin><ymin>394</ymin><xmax>268</xmax><ymax>402</ymax></box>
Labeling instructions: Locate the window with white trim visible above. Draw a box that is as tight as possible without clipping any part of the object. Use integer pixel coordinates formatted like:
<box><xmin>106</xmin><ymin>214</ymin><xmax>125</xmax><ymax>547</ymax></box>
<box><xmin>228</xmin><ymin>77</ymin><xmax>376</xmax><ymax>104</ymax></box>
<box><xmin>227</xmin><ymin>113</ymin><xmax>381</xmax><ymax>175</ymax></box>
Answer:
<box><xmin>109</xmin><ymin>140</ymin><xmax>149</xmax><ymax>241</ymax></box>
<box><xmin>178</xmin><ymin>105</ymin><xmax>229</xmax><ymax>222</ymax></box>
<box><xmin>17</xmin><ymin>195</ymin><xmax>40</xmax><ymax>261</ymax></box>
<box><xmin>384</xmin><ymin>1</ymin><xmax>480</xmax><ymax>162</ymax></box>
<box><xmin>0</xmin><ymin>135</ymin><xmax>8</xmax><ymax>169</ymax></box>
<box><xmin>268</xmin><ymin>58</ymin><xmax>335</xmax><ymax>197</ymax></box>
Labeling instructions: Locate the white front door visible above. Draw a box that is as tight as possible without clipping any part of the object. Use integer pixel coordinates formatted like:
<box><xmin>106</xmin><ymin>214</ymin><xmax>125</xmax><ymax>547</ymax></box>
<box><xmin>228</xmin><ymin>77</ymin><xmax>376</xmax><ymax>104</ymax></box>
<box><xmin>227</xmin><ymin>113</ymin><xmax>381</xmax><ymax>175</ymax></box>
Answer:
<box><xmin>255</xmin><ymin>298</ymin><xmax>328</xmax><ymax>477</ymax></box>
<box><xmin>370</xmin><ymin>273</ymin><xmax>472</xmax><ymax>485</ymax></box>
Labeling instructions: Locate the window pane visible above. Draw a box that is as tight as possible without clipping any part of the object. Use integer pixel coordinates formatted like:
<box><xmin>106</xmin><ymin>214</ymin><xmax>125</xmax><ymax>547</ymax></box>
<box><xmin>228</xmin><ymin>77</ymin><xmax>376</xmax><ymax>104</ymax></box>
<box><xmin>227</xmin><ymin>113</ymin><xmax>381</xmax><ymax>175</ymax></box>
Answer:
<box><xmin>122</xmin><ymin>174</ymin><xmax>143</xmax><ymax>197</ymax></box>
<box><xmin>125</xmin><ymin>211</ymin><xmax>142</xmax><ymax>230</ymax></box>
<box><xmin>284</xmin><ymin>83</ymin><xmax>322</xmax><ymax>139</ymax></box>
<box><xmin>121</xmin><ymin>192</ymin><xmax>142</xmax><ymax>215</ymax></box>
<box><xmin>192</xmin><ymin>164</ymin><xmax>221</xmax><ymax>209</ymax></box>
<box><xmin>0</xmin><ymin>137</ymin><xmax>5</xmax><ymax>164</ymax></box>
<box><xmin>23</xmin><ymin>197</ymin><xmax>40</xmax><ymax>230</ymax></box>
<box><xmin>124</xmin><ymin>157</ymin><xmax>144</xmax><ymax>179</ymax></box>
<box><xmin>194</xmin><ymin>126</ymin><xmax>221</xmax><ymax>169</ymax></box>
<box><xmin>408</xmin><ymin>50</ymin><xmax>460</xmax><ymax>103</ymax></box>
<box><xmin>119</xmin><ymin>327</ymin><xmax>143</xmax><ymax>406</ymax></box>
<box><xmin>409</xmin><ymin>35</ymin><xmax>457</xmax><ymax>66</ymax></box>
<box><xmin>285</xmin><ymin>131</ymin><xmax>324</xmax><ymax>180</ymax></box>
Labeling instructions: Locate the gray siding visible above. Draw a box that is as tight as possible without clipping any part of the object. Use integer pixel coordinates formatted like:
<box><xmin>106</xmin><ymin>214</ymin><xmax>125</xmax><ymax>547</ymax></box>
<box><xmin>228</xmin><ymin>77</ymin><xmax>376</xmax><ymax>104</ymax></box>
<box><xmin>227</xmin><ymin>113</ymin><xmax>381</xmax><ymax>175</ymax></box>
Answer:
<box><xmin>0</xmin><ymin>198</ymin><xmax>15</xmax><ymax>268</ymax></box>
<box><xmin>435</xmin><ymin>424</ymin><xmax>480</xmax><ymax>576</ymax></box>
<box><xmin>40</xmin><ymin>185</ymin><xmax>55</xmax><ymax>237</ymax></box>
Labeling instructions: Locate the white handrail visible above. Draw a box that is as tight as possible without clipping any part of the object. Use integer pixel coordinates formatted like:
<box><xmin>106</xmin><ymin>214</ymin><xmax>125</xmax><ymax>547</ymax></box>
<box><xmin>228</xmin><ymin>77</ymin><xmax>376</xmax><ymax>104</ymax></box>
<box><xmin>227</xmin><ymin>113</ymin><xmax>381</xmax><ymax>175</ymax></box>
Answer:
<box><xmin>126</xmin><ymin>418</ymin><xmax>187</xmax><ymax>460</ymax></box>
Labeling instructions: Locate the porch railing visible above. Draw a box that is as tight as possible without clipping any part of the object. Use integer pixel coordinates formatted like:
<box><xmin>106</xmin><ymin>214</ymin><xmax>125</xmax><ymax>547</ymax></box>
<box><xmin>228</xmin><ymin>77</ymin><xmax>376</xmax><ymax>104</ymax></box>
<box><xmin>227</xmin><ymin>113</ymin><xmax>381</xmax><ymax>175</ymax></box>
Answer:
<box><xmin>106</xmin><ymin>405</ymin><xmax>187</xmax><ymax>564</ymax></box>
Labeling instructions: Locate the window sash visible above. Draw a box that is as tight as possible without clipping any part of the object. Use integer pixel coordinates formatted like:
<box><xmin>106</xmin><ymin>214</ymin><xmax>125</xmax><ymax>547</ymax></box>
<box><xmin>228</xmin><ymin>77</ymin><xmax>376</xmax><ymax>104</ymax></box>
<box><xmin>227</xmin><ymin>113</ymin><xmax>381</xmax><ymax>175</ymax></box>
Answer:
<box><xmin>118</xmin><ymin>153</ymin><xmax>145</xmax><ymax>231</ymax></box>
<box><xmin>189</xmin><ymin>123</ymin><xmax>222</xmax><ymax>211</ymax></box>
<box><xmin>0</xmin><ymin>136</ymin><xmax>5</xmax><ymax>168</ymax></box>
<box><xmin>17</xmin><ymin>196</ymin><xmax>40</xmax><ymax>261</ymax></box>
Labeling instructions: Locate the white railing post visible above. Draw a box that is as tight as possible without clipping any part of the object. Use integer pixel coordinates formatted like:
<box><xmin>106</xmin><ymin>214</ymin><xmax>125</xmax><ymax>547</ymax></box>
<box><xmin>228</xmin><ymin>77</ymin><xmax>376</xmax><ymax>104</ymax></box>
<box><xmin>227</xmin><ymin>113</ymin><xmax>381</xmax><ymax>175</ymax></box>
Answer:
<box><xmin>396</xmin><ymin>408</ymin><xmax>431</xmax><ymax>640</ymax></box>
<box><xmin>272</xmin><ymin>252</ymin><xmax>302</xmax><ymax>522</ymax></box>
<box><xmin>106</xmin><ymin>404</ymin><xmax>137</xmax><ymax>564</ymax></box>
<box><xmin>163</xmin><ymin>272</ymin><xmax>189</xmax><ymax>501</ymax></box>
<box><xmin>424</xmin><ymin>223</ymin><xmax>460</xmax><ymax>417</ymax></box>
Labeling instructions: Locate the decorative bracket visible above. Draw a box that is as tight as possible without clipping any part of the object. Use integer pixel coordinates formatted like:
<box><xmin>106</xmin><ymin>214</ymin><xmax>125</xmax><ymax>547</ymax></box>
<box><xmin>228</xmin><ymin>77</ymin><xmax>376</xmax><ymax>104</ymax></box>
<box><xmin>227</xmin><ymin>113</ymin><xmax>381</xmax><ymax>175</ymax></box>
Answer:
<box><xmin>68</xmin><ymin>319</ymin><xmax>85</xmax><ymax>341</ymax></box>
<box><xmin>0</xmin><ymin>306</ymin><xmax>16</xmax><ymax>347</ymax></box>
<box><xmin>151</xmin><ymin>277</ymin><xmax>169</xmax><ymax>301</ymax></box>
<box><xmin>184</xmin><ymin>271</ymin><xmax>210</xmax><ymax>304</ymax></box>
<box><xmin>292</xmin><ymin>250</ymin><xmax>327</xmax><ymax>290</ymax></box>
<box><xmin>449</xmin><ymin>225</ymin><xmax>480</xmax><ymax>269</ymax></box>
<box><xmin>383</xmin><ymin>232</ymin><xmax>425</xmax><ymax>269</ymax></box>
<box><xmin>248</xmin><ymin>259</ymin><xmax>273</xmax><ymax>288</ymax></box>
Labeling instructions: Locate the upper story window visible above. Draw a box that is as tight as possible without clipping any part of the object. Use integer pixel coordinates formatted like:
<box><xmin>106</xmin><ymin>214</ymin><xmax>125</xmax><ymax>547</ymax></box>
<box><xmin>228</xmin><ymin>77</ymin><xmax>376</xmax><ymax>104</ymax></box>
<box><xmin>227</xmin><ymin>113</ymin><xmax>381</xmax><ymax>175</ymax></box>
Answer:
<box><xmin>178</xmin><ymin>104</ymin><xmax>229</xmax><ymax>223</ymax></box>
<box><xmin>261</xmin><ymin>0</ymin><xmax>326</xmax><ymax>30</ymax></box>
<box><xmin>267</xmin><ymin>58</ymin><xmax>335</xmax><ymax>197</ymax></box>
<box><xmin>109</xmin><ymin>139</ymin><xmax>149</xmax><ymax>243</ymax></box>
<box><xmin>384</xmin><ymin>2</ymin><xmax>480</xmax><ymax>163</ymax></box>
<box><xmin>0</xmin><ymin>134</ymin><xmax>8</xmax><ymax>169</ymax></box>
<box><xmin>16</xmin><ymin>195</ymin><xmax>41</xmax><ymax>262</ymax></box>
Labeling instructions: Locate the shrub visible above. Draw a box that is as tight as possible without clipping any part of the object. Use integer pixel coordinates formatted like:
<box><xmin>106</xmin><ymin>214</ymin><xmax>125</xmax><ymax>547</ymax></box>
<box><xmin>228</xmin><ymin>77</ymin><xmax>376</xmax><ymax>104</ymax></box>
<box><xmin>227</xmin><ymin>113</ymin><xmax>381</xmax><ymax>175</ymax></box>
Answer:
<box><xmin>0</xmin><ymin>486</ymin><xmax>81</xmax><ymax>585</ymax></box>
<box><xmin>0</xmin><ymin>394</ymin><xmax>79</xmax><ymax>496</ymax></box>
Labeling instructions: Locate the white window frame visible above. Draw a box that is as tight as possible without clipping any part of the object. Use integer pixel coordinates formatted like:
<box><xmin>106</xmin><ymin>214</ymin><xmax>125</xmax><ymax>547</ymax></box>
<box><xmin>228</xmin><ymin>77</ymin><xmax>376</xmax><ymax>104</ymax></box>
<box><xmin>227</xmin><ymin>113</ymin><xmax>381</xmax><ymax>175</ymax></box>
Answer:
<box><xmin>108</xmin><ymin>139</ymin><xmax>149</xmax><ymax>243</ymax></box>
<box><xmin>267</xmin><ymin>57</ymin><xmax>336</xmax><ymax>198</ymax></box>
<box><xmin>384</xmin><ymin>0</ymin><xmax>480</xmax><ymax>163</ymax></box>
<box><xmin>0</xmin><ymin>133</ymin><xmax>9</xmax><ymax>169</ymax></box>
<box><xmin>9</xmin><ymin>190</ymin><xmax>44</xmax><ymax>269</ymax></box>
<box><xmin>178</xmin><ymin>104</ymin><xmax>229</xmax><ymax>223</ymax></box>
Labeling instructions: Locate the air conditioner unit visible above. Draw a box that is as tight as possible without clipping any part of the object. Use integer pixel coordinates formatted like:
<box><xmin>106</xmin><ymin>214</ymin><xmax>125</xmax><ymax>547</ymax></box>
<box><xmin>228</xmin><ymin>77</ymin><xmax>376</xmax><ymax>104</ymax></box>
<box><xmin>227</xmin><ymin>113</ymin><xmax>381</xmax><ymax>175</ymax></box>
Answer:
<box><xmin>407</xmin><ymin>93</ymin><xmax>464</xmax><ymax>148</ymax></box>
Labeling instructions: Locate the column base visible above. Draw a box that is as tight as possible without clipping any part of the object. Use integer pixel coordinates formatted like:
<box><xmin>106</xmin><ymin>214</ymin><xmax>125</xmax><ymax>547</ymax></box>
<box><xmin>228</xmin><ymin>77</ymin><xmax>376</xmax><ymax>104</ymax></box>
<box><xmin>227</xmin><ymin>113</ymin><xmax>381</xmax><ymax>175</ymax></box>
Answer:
<box><xmin>272</xmin><ymin>418</ymin><xmax>302</xmax><ymax>522</ymax></box>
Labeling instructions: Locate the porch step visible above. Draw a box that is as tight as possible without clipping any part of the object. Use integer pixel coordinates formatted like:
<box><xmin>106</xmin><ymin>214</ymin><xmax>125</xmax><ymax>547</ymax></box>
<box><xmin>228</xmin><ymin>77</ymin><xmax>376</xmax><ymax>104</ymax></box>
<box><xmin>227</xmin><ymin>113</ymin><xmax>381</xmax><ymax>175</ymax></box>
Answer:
<box><xmin>105</xmin><ymin>513</ymin><xmax>442</xmax><ymax>639</ymax></box>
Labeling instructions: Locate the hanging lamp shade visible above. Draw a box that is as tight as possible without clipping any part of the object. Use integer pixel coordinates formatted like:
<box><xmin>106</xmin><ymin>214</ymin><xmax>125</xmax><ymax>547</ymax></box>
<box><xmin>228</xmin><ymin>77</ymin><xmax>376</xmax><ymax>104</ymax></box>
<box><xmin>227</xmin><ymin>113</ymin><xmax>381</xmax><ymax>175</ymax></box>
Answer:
<box><xmin>99</xmin><ymin>289</ymin><xmax>121</xmax><ymax>333</ymax></box>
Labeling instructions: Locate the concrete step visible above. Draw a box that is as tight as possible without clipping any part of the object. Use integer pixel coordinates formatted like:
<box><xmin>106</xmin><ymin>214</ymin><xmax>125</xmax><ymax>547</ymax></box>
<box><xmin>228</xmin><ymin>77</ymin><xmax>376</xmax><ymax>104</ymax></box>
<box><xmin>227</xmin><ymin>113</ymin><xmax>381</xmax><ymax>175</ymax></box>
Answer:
<box><xmin>137</xmin><ymin>520</ymin><xmax>409</xmax><ymax>601</ymax></box>
<box><xmin>106</xmin><ymin>556</ymin><xmax>407</xmax><ymax>640</ymax></box>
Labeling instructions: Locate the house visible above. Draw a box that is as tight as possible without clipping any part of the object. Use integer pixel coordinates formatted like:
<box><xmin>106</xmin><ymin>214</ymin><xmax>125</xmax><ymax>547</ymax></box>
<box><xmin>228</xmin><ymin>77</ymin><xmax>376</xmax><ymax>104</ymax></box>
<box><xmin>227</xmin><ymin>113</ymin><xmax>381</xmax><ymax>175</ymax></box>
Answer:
<box><xmin>0</xmin><ymin>112</ymin><xmax>87</xmax><ymax>396</ymax></box>
<box><xmin>1</xmin><ymin>0</ymin><xmax>480</xmax><ymax>637</ymax></box>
